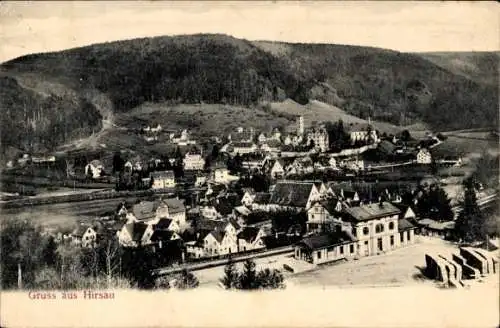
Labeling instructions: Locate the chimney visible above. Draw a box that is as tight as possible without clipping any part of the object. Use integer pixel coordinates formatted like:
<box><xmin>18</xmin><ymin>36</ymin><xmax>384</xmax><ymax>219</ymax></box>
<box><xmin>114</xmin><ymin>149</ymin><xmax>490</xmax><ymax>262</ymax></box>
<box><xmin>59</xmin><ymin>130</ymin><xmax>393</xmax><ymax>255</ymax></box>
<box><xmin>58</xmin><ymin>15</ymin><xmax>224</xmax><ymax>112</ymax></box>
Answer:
<box><xmin>379</xmin><ymin>197</ymin><xmax>384</xmax><ymax>207</ymax></box>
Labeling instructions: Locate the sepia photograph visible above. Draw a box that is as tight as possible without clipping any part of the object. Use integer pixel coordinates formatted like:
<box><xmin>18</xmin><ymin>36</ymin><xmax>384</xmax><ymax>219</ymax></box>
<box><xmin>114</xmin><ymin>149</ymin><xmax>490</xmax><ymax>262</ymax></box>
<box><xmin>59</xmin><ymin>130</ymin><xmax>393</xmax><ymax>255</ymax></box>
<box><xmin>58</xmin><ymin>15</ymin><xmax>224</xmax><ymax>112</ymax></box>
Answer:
<box><xmin>0</xmin><ymin>1</ymin><xmax>498</xmax><ymax>327</ymax></box>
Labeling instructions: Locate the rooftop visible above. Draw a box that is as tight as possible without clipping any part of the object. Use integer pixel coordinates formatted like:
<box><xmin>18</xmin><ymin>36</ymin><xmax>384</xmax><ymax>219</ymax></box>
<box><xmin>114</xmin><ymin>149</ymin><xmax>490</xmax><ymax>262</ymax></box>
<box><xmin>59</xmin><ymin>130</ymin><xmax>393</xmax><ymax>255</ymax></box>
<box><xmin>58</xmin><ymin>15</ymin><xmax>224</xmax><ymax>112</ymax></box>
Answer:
<box><xmin>344</xmin><ymin>202</ymin><xmax>401</xmax><ymax>222</ymax></box>
<box><xmin>268</xmin><ymin>181</ymin><xmax>316</xmax><ymax>208</ymax></box>
<box><xmin>297</xmin><ymin>230</ymin><xmax>357</xmax><ymax>251</ymax></box>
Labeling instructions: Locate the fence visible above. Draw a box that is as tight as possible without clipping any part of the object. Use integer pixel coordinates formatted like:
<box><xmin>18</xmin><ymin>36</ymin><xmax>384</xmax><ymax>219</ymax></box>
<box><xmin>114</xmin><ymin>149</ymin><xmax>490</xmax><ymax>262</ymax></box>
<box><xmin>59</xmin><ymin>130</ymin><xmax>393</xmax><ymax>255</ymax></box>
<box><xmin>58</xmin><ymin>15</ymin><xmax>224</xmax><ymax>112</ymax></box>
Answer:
<box><xmin>154</xmin><ymin>245</ymin><xmax>294</xmax><ymax>276</ymax></box>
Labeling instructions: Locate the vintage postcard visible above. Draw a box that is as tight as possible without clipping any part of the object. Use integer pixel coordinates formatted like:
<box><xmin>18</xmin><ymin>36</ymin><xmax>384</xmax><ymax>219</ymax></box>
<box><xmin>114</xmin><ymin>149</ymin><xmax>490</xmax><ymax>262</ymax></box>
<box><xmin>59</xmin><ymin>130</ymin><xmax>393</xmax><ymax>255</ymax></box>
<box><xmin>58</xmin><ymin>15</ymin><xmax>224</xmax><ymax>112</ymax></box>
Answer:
<box><xmin>0</xmin><ymin>1</ymin><xmax>498</xmax><ymax>327</ymax></box>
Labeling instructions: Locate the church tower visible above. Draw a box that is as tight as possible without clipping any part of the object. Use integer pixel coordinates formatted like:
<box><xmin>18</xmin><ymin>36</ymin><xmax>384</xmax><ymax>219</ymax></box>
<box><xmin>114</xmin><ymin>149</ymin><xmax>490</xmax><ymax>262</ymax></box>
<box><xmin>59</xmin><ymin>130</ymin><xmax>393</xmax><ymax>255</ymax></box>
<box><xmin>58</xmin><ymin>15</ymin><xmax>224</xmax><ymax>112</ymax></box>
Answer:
<box><xmin>296</xmin><ymin>116</ymin><xmax>304</xmax><ymax>135</ymax></box>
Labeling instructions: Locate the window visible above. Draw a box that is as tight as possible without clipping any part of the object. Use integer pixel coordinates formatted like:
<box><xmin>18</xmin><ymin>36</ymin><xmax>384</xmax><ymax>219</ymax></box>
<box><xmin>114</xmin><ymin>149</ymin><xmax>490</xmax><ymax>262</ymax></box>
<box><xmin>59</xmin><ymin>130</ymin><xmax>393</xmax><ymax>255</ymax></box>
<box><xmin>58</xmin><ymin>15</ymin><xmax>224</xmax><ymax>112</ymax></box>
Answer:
<box><xmin>363</xmin><ymin>227</ymin><xmax>369</xmax><ymax>235</ymax></box>
<box><xmin>400</xmin><ymin>232</ymin><xmax>404</xmax><ymax>243</ymax></box>
<box><xmin>390</xmin><ymin>235</ymin><xmax>395</xmax><ymax>246</ymax></box>
<box><xmin>317</xmin><ymin>251</ymin><xmax>322</xmax><ymax>259</ymax></box>
<box><xmin>407</xmin><ymin>230</ymin><xmax>411</xmax><ymax>241</ymax></box>
<box><xmin>350</xmin><ymin>244</ymin><xmax>355</xmax><ymax>254</ymax></box>
<box><xmin>389</xmin><ymin>222</ymin><xmax>395</xmax><ymax>230</ymax></box>
<box><xmin>375</xmin><ymin>224</ymin><xmax>385</xmax><ymax>234</ymax></box>
<box><xmin>340</xmin><ymin>246</ymin><xmax>344</xmax><ymax>254</ymax></box>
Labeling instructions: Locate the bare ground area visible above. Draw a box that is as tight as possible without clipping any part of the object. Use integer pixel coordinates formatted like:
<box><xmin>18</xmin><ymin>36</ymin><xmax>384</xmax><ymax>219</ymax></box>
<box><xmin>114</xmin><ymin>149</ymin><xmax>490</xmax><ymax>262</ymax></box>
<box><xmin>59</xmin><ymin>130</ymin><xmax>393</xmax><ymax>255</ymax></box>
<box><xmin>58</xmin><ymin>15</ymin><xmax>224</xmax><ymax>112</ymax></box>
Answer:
<box><xmin>287</xmin><ymin>236</ymin><xmax>497</xmax><ymax>288</ymax></box>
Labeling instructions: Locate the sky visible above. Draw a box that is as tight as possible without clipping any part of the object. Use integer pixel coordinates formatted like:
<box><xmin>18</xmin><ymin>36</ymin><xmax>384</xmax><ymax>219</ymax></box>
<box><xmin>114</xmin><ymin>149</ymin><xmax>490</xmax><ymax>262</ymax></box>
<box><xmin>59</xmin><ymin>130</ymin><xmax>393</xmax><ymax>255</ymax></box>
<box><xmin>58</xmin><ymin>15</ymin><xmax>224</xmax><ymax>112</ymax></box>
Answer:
<box><xmin>0</xmin><ymin>1</ymin><xmax>498</xmax><ymax>63</ymax></box>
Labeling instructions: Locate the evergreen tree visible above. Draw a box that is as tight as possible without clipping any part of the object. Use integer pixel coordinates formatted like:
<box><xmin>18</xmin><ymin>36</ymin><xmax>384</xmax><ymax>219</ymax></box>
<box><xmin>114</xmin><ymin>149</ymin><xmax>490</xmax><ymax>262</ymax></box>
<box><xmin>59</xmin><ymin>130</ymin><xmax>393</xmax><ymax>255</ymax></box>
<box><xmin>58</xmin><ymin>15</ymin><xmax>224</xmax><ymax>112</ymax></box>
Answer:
<box><xmin>175</xmin><ymin>269</ymin><xmax>199</xmax><ymax>289</ymax></box>
<box><xmin>256</xmin><ymin>268</ymin><xmax>285</xmax><ymax>289</ymax></box>
<box><xmin>220</xmin><ymin>258</ymin><xmax>239</xmax><ymax>289</ymax></box>
<box><xmin>238</xmin><ymin>259</ymin><xmax>258</xmax><ymax>290</ymax></box>
<box><xmin>454</xmin><ymin>179</ymin><xmax>487</xmax><ymax>243</ymax></box>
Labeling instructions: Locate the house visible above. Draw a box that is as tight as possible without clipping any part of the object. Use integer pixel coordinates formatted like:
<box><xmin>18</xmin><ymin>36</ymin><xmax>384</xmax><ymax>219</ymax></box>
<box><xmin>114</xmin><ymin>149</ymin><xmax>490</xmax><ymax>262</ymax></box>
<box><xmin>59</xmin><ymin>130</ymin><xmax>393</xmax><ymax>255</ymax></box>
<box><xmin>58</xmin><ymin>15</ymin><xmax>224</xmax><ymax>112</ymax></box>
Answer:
<box><xmin>250</xmin><ymin>192</ymin><xmax>272</xmax><ymax>211</ymax></box>
<box><xmin>141</xmin><ymin>218</ymin><xmax>181</xmax><ymax>245</ymax></box>
<box><xmin>237</xmin><ymin>226</ymin><xmax>266</xmax><ymax>252</ymax></box>
<box><xmin>343</xmin><ymin>201</ymin><xmax>415</xmax><ymax>257</ymax></box>
<box><xmin>258</xmin><ymin>133</ymin><xmax>268</xmax><ymax>143</ymax></box>
<box><xmin>71</xmin><ymin>225</ymin><xmax>98</xmax><ymax>248</ymax></box>
<box><xmin>306</xmin><ymin>126</ymin><xmax>329</xmax><ymax>152</ymax></box>
<box><xmin>259</xmin><ymin>140</ymin><xmax>281</xmax><ymax>153</ymax></box>
<box><xmin>85</xmin><ymin>160</ymin><xmax>105</xmax><ymax>179</ymax></box>
<box><xmin>183</xmin><ymin>152</ymin><xmax>205</xmax><ymax>171</ymax></box>
<box><xmin>271</xmin><ymin>128</ymin><xmax>282</xmax><ymax>141</ymax></box>
<box><xmin>267</xmin><ymin>181</ymin><xmax>324</xmax><ymax>211</ymax></box>
<box><xmin>241</xmin><ymin>188</ymin><xmax>256</xmax><ymax>207</ymax></box>
<box><xmin>346</xmin><ymin>123</ymin><xmax>379</xmax><ymax>143</ymax></box>
<box><xmin>294</xmin><ymin>228</ymin><xmax>358</xmax><ymax>264</ymax></box>
<box><xmin>285</xmin><ymin>157</ymin><xmax>314</xmax><ymax>176</ymax></box>
<box><xmin>126</xmin><ymin>201</ymin><xmax>160</xmax><ymax>224</ymax></box>
<box><xmin>267</xmin><ymin>159</ymin><xmax>287</xmax><ymax>179</ymax></box>
<box><xmin>241</xmin><ymin>154</ymin><xmax>269</xmax><ymax>171</ymax></box>
<box><xmin>417</xmin><ymin>219</ymin><xmax>454</xmax><ymax>239</ymax></box>
<box><xmin>416</xmin><ymin>148</ymin><xmax>432</xmax><ymax>164</ymax></box>
<box><xmin>150</xmin><ymin>170</ymin><xmax>176</xmax><ymax>189</ymax></box>
<box><xmin>231</xmin><ymin>142</ymin><xmax>258</xmax><ymax>155</ymax></box>
<box><xmin>117</xmin><ymin>222</ymin><xmax>148</xmax><ymax>247</ymax></box>
<box><xmin>233</xmin><ymin>205</ymin><xmax>252</xmax><ymax>227</ymax></box>
<box><xmin>211</xmin><ymin>166</ymin><xmax>238</xmax><ymax>184</ymax></box>
<box><xmin>306</xmin><ymin>200</ymin><xmax>343</xmax><ymax>234</ymax></box>
<box><xmin>156</xmin><ymin>198</ymin><xmax>187</xmax><ymax>227</ymax></box>
<box><xmin>190</xmin><ymin>218</ymin><xmax>241</xmax><ymax>257</ymax></box>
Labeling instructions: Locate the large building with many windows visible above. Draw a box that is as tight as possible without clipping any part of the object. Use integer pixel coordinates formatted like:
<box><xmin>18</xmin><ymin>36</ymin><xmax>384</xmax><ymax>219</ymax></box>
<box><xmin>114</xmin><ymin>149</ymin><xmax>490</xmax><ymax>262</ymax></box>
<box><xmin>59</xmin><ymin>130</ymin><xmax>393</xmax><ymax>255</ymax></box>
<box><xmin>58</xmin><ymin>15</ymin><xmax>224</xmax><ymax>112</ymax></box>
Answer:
<box><xmin>295</xmin><ymin>201</ymin><xmax>417</xmax><ymax>264</ymax></box>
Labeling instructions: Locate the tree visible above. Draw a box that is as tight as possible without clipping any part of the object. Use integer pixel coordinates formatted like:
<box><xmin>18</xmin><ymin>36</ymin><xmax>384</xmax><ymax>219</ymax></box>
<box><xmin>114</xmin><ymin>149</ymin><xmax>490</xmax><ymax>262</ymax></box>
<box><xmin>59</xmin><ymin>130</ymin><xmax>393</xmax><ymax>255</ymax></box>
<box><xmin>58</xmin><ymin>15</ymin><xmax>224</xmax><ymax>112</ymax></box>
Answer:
<box><xmin>401</xmin><ymin>130</ymin><xmax>411</xmax><ymax>142</ymax></box>
<box><xmin>454</xmin><ymin>179</ymin><xmax>487</xmax><ymax>243</ymax></box>
<box><xmin>174</xmin><ymin>269</ymin><xmax>199</xmax><ymax>290</ymax></box>
<box><xmin>238</xmin><ymin>259</ymin><xmax>258</xmax><ymax>290</ymax></box>
<box><xmin>211</xmin><ymin>144</ymin><xmax>220</xmax><ymax>160</ymax></box>
<box><xmin>0</xmin><ymin>219</ymin><xmax>48</xmax><ymax>289</ymax></box>
<box><xmin>220</xmin><ymin>258</ymin><xmax>239</xmax><ymax>289</ymax></box>
<box><xmin>256</xmin><ymin>268</ymin><xmax>285</xmax><ymax>289</ymax></box>
<box><xmin>112</xmin><ymin>151</ymin><xmax>125</xmax><ymax>174</ymax></box>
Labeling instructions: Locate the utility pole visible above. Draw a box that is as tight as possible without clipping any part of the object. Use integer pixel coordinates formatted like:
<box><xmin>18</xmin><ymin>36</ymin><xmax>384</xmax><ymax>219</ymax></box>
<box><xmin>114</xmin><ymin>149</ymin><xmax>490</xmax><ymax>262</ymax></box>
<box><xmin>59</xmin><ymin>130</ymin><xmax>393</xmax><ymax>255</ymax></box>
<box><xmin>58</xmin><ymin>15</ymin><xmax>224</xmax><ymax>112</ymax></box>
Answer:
<box><xmin>17</xmin><ymin>263</ymin><xmax>23</xmax><ymax>289</ymax></box>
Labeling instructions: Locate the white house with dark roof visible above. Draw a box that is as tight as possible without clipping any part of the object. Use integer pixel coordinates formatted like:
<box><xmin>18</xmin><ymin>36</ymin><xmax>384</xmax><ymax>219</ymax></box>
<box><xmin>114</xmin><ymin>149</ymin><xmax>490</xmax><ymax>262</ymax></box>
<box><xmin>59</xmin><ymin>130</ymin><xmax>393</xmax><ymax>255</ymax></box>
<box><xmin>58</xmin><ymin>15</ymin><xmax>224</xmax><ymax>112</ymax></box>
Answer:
<box><xmin>307</xmin><ymin>200</ymin><xmax>344</xmax><ymax>234</ymax></box>
<box><xmin>71</xmin><ymin>225</ymin><xmax>98</xmax><ymax>248</ymax></box>
<box><xmin>156</xmin><ymin>198</ymin><xmax>187</xmax><ymax>227</ymax></box>
<box><xmin>150</xmin><ymin>170</ymin><xmax>176</xmax><ymax>189</ymax></box>
<box><xmin>267</xmin><ymin>181</ymin><xmax>324</xmax><ymax>212</ymax></box>
<box><xmin>343</xmin><ymin>201</ymin><xmax>415</xmax><ymax>257</ymax></box>
<box><xmin>117</xmin><ymin>222</ymin><xmax>148</xmax><ymax>247</ymax></box>
<box><xmin>85</xmin><ymin>160</ymin><xmax>105</xmax><ymax>179</ymax></box>
<box><xmin>231</xmin><ymin>142</ymin><xmax>258</xmax><ymax>155</ymax></box>
<box><xmin>237</xmin><ymin>226</ymin><xmax>266</xmax><ymax>252</ymax></box>
<box><xmin>183</xmin><ymin>152</ymin><xmax>205</xmax><ymax>171</ymax></box>
<box><xmin>294</xmin><ymin>228</ymin><xmax>358</xmax><ymax>264</ymax></box>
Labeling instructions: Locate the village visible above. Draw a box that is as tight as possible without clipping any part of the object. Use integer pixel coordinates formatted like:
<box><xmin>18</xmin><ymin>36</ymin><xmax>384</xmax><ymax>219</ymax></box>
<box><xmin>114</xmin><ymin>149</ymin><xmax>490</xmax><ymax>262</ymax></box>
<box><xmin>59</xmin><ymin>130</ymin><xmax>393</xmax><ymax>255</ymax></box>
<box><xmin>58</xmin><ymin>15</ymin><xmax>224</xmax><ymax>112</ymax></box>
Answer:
<box><xmin>1</xmin><ymin>113</ymin><xmax>497</xmax><ymax>290</ymax></box>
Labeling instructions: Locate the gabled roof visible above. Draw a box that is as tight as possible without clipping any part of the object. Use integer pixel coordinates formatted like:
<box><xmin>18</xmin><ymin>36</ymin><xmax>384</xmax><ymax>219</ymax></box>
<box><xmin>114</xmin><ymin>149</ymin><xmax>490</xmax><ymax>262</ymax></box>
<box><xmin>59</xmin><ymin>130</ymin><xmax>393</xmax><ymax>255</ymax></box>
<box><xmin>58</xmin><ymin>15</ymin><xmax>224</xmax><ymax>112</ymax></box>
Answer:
<box><xmin>344</xmin><ymin>202</ymin><xmax>401</xmax><ymax>222</ymax></box>
<box><xmin>238</xmin><ymin>227</ymin><xmax>262</xmax><ymax>243</ymax></box>
<box><xmin>131</xmin><ymin>201</ymin><xmax>160</xmax><ymax>221</ymax></box>
<box><xmin>269</xmin><ymin>182</ymin><xmax>316</xmax><ymax>207</ymax></box>
<box><xmin>150</xmin><ymin>170</ymin><xmax>175</xmax><ymax>179</ymax></box>
<box><xmin>150</xmin><ymin>230</ymin><xmax>178</xmax><ymax>242</ymax></box>
<box><xmin>311</xmin><ymin>199</ymin><xmax>341</xmax><ymax>214</ymax></box>
<box><xmin>155</xmin><ymin>218</ymin><xmax>174</xmax><ymax>230</ymax></box>
<box><xmin>208</xmin><ymin>230</ymin><xmax>225</xmax><ymax>243</ymax></box>
<box><xmin>73</xmin><ymin>225</ymin><xmax>93</xmax><ymax>237</ymax></box>
<box><xmin>253</xmin><ymin>192</ymin><xmax>271</xmax><ymax>204</ymax></box>
<box><xmin>298</xmin><ymin>230</ymin><xmax>356</xmax><ymax>251</ymax></box>
<box><xmin>124</xmin><ymin>222</ymin><xmax>148</xmax><ymax>242</ymax></box>
<box><xmin>162</xmin><ymin>198</ymin><xmax>186</xmax><ymax>214</ymax></box>
<box><xmin>398</xmin><ymin>218</ymin><xmax>416</xmax><ymax>231</ymax></box>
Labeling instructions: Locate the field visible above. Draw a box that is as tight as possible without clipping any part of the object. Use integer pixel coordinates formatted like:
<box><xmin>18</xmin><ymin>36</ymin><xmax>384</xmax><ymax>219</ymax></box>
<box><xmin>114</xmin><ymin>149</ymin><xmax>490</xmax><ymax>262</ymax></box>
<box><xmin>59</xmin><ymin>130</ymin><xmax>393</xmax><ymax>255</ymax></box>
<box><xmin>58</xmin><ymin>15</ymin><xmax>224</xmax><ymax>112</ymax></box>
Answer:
<box><xmin>120</xmin><ymin>102</ymin><xmax>293</xmax><ymax>138</ymax></box>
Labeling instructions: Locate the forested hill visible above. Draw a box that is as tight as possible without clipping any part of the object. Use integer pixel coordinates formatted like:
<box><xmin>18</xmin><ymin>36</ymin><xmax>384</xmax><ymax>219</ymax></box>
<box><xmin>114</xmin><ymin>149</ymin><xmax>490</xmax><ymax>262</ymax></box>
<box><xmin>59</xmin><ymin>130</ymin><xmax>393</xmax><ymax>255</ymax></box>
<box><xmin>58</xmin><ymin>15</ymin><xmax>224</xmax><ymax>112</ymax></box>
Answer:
<box><xmin>1</xmin><ymin>33</ymin><xmax>498</xmax><ymax>154</ymax></box>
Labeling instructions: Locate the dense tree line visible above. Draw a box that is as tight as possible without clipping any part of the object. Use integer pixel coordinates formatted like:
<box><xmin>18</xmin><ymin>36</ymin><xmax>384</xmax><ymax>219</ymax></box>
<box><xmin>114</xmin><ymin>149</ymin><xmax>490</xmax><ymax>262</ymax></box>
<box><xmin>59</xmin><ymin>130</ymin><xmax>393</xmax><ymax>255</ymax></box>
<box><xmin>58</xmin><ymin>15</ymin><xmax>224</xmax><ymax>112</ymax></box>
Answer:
<box><xmin>2</xmin><ymin>34</ymin><xmax>497</xmax><ymax>155</ymax></box>
<box><xmin>220</xmin><ymin>258</ymin><xmax>285</xmax><ymax>290</ymax></box>
<box><xmin>0</xmin><ymin>219</ymin><xmax>198</xmax><ymax>291</ymax></box>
